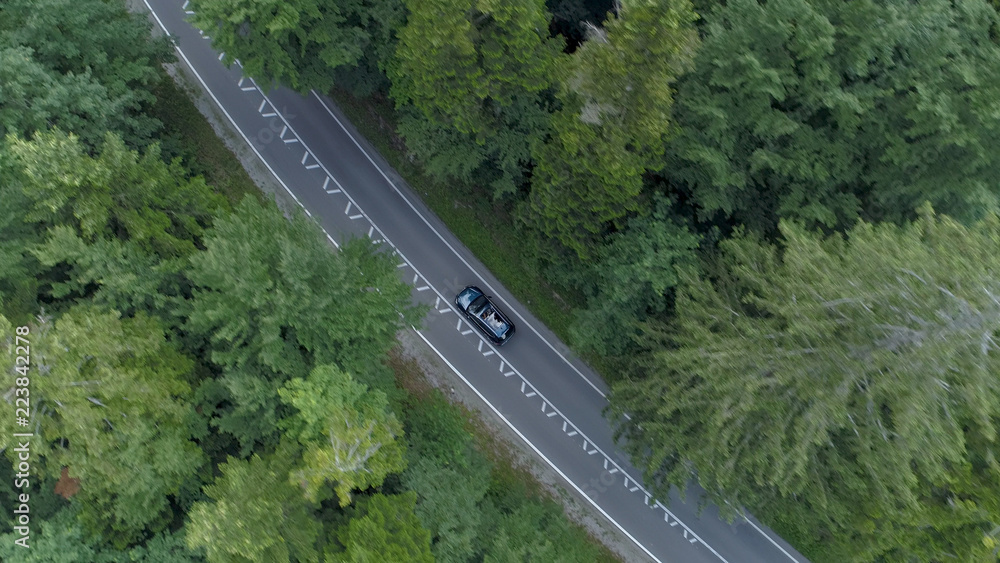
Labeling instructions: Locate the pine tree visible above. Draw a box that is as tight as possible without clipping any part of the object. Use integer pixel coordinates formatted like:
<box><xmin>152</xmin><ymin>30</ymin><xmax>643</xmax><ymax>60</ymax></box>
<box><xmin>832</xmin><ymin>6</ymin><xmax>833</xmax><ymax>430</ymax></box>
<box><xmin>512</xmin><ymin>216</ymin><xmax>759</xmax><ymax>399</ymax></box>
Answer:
<box><xmin>611</xmin><ymin>206</ymin><xmax>1000</xmax><ymax>561</ymax></box>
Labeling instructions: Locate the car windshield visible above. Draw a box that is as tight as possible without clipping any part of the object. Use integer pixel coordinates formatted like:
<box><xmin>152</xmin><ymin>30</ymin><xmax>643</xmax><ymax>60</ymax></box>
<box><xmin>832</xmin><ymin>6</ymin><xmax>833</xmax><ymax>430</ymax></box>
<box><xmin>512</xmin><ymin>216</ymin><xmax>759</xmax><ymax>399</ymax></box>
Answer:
<box><xmin>469</xmin><ymin>295</ymin><xmax>489</xmax><ymax>315</ymax></box>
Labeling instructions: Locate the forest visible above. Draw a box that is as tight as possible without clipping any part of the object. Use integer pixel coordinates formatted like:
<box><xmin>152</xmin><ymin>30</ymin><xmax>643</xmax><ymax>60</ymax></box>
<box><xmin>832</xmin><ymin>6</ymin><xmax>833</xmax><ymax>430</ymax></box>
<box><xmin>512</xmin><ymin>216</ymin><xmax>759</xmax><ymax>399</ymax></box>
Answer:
<box><xmin>2</xmin><ymin>0</ymin><xmax>1000</xmax><ymax>561</ymax></box>
<box><xmin>0</xmin><ymin>0</ymin><xmax>618</xmax><ymax>561</ymax></box>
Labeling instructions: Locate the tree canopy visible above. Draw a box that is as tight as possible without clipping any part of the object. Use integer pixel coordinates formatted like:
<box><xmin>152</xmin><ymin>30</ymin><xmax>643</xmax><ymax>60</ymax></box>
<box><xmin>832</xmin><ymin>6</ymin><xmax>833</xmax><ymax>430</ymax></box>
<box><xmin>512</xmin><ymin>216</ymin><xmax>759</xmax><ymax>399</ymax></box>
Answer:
<box><xmin>185</xmin><ymin>197</ymin><xmax>418</xmax><ymax>452</ymax></box>
<box><xmin>186</xmin><ymin>451</ymin><xmax>321</xmax><ymax>563</ymax></box>
<box><xmin>665</xmin><ymin>0</ymin><xmax>1000</xmax><ymax>233</ymax></box>
<box><xmin>611</xmin><ymin>206</ymin><xmax>1000</xmax><ymax>561</ymax></box>
<box><xmin>526</xmin><ymin>0</ymin><xmax>699</xmax><ymax>257</ymax></box>
<box><xmin>0</xmin><ymin>0</ymin><xmax>171</xmax><ymax>147</ymax></box>
<box><xmin>279</xmin><ymin>365</ymin><xmax>406</xmax><ymax>506</ymax></box>
<box><xmin>1</xmin><ymin>307</ymin><xmax>204</xmax><ymax>548</ymax></box>
<box><xmin>388</xmin><ymin>0</ymin><xmax>563</xmax><ymax>197</ymax></box>
<box><xmin>188</xmin><ymin>0</ymin><xmax>396</xmax><ymax>92</ymax></box>
<box><xmin>330</xmin><ymin>492</ymin><xmax>433</xmax><ymax>562</ymax></box>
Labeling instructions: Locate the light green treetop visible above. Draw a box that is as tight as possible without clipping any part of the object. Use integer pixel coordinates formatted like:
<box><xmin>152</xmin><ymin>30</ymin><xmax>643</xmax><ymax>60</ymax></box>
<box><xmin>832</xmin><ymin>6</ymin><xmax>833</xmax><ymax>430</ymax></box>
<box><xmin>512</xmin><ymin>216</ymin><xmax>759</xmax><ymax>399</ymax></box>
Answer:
<box><xmin>279</xmin><ymin>365</ymin><xmax>405</xmax><ymax>506</ymax></box>
<box><xmin>0</xmin><ymin>307</ymin><xmax>204</xmax><ymax>548</ymax></box>
<box><xmin>186</xmin><ymin>450</ymin><xmax>321</xmax><ymax>563</ymax></box>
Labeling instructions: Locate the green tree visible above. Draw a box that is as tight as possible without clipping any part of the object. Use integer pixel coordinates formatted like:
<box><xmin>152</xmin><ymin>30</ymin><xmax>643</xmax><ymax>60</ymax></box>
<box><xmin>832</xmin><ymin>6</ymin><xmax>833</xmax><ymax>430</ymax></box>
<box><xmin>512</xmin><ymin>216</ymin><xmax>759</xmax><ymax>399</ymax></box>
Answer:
<box><xmin>0</xmin><ymin>47</ymin><xmax>120</xmax><ymax>147</ymax></box>
<box><xmin>331</xmin><ymin>492</ymin><xmax>433</xmax><ymax>563</ymax></box>
<box><xmin>527</xmin><ymin>0</ymin><xmax>699</xmax><ymax>257</ymax></box>
<box><xmin>0</xmin><ymin>130</ymin><xmax>224</xmax><ymax>319</ymax></box>
<box><xmin>665</xmin><ymin>0</ymin><xmax>1000</xmax><ymax>233</ymax></box>
<box><xmin>5</xmin><ymin>130</ymin><xmax>224</xmax><ymax>258</ymax></box>
<box><xmin>388</xmin><ymin>0</ymin><xmax>562</xmax><ymax>197</ymax></box>
<box><xmin>402</xmin><ymin>457</ymin><xmax>490</xmax><ymax>562</ymax></box>
<box><xmin>0</xmin><ymin>507</ymin><xmax>203</xmax><ymax>563</ymax></box>
<box><xmin>570</xmin><ymin>195</ymin><xmax>700</xmax><ymax>355</ymax></box>
<box><xmin>482</xmin><ymin>500</ymin><xmax>600</xmax><ymax>562</ymax></box>
<box><xmin>186</xmin><ymin>197</ymin><xmax>419</xmax><ymax>452</ymax></box>
<box><xmin>0</xmin><ymin>307</ymin><xmax>204</xmax><ymax>548</ymax></box>
<box><xmin>186</xmin><ymin>451</ymin><xmax>320</xmax><ymax>563</ymax></box>
<box><xmin>0</xmin><ymin>0</ymin><xmax>172</xmax><ymax>147</ymax></box>
<box><xmin>279</xmin><ymin>365</ymin><xmax>405</xmax><ymax>506</ymax></box>
<box><xmin>610</xmin><ymin>207</ymin><xmax>1000</xmax><ymax>561</ymax></box>
<box><xmin>30</xmin><ymin>227</ymin><xmax>185</xmax><ymax>319</ymax></box>
<box><xmin>0</xmin><ymin>155</ymin><xmax>41</xmax><ymax>317</ymax></box>
<box><xmin>399</xmin><ymin>392</ymin><xmax>489</xmax><ymax>561</ymax></box>
<box><xmin>188</xmin><ymin>0</ymin><xmax>396</xmax><ymax>92</ymax></box>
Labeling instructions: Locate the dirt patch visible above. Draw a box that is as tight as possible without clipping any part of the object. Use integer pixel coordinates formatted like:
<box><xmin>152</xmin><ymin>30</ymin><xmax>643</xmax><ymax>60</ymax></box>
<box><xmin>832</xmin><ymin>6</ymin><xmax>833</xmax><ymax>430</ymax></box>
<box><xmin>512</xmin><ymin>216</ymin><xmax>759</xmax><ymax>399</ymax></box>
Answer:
<box><xmin>54</xmin><ymin>466</ymin><xmax>81</xmax><ymax>499</ymax></box>
<box><xmin>395</xmin><ymin>329</ymin><xmax>650</xmax><ymax>563</ymax></box>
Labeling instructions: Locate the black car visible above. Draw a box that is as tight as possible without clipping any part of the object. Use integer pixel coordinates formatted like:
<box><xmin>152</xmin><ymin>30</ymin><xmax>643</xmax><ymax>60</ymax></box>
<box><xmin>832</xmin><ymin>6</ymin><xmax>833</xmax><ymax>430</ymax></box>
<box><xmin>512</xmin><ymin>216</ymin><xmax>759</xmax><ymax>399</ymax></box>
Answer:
<box><xmin>455</xmin><ymin>286</ymin><xmax>515</xmax><ymax>346</ymax></box>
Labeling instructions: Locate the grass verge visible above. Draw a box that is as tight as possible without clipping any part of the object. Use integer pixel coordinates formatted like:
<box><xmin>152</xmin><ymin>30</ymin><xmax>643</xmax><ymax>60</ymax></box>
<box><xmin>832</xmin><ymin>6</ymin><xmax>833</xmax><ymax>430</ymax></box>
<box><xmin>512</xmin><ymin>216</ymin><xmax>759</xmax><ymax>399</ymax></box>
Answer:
<box><xmin>149</xmin><ymin>69</ymin><xmax>265</xmax><ymax>208</ymax></box>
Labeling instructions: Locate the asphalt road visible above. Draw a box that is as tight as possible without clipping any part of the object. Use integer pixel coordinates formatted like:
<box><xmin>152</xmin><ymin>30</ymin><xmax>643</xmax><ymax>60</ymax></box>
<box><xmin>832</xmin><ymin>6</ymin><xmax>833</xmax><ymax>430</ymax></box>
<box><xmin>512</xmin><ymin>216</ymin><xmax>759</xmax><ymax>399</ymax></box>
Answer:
<box><xmin>141</xmin><ymin>2</ymin><xmax>811</xmax><ymax>562</ymax></box>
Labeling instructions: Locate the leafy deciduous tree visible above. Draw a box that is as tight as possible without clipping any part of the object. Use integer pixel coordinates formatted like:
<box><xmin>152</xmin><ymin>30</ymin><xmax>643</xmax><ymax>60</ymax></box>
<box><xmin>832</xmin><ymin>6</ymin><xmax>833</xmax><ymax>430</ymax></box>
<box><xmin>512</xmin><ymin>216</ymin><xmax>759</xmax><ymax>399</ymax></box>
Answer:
<box><xmin>331</xmin><ymin>492</ymin><xmax>433</xmax><ymax>563</ymax></box>
<box><xmin>570</xmin><ymin>195</ymin><xmax>700</xmax><ymax>355</ymax></box>
<box><xmin>186</xmin><ymin>197</ymin><xmax>419</xmax><ymax>452</ymax></box>
<box><xmin>0</xmin><ymin>0</ymin><xmax>172</xmax><ymax>147</ymax></box>
<box><xmin>4</xmin><ymin>130</ymin><xmax>224</xmax><ymax>259</ymax></box>
<box><xmin>389</xmin><ymin>0</ymin><xmax>562</xmax><ymax>196</ymax></box>
<box><xmin>280</xmin><ymin>365</ymin><xmax>405</xmax><ymax>506</ymax></box>
<box><xmin>0</xmin><ymin>307</ymin><xmax>204</xmax><ymax>548</ymax></box>
<box><xmin>666</xmin><ymin>0</ymin><xmax>1000</xmax><ymax>233</ymax></box>
<box><xmin>186</xmin><ymin>451</ymin><xmax>320</xmax><ymax>563</ymax></box>
<box><xmin>188</xmin><ymin>0</ymin><xmax>395</xmax><ymax>92</ymax></box>
<box><xmin>527</xmin><ymin>0</ymin><xmax>699</xmax><ymax>256</ymax></box>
